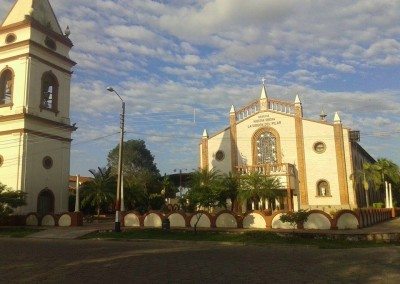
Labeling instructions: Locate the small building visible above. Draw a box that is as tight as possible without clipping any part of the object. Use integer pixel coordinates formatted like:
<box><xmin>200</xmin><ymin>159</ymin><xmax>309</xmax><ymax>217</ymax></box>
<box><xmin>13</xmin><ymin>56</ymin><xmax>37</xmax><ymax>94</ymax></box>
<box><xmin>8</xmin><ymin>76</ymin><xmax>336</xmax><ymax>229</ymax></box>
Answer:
<box><xmin>0</xmin><ymin>0</ymin><xmax>76</xmax><ymax>215</ymax></box>
<box><xmin>68</xmin><ymin>175</ymin><xmax>93</xmax><ymax>193</ymax></box>
<box><xmin>200</xmin><ymin>84</ymin><xmax>378</xmax><ymax>212</ymax></box>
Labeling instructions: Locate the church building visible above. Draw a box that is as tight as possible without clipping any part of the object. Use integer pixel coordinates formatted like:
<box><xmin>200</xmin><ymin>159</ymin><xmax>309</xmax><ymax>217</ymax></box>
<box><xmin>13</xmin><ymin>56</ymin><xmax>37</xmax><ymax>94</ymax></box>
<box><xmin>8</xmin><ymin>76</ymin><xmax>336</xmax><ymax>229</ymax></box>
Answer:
<box><xmin>0</xmin><ymin>0</ymin><xmax>76</xmax><ymax>215</ymax></box>
<box><xmin>200</xmin><ymin>84</ymin><xmax>376</xmax><ymax>212</ymax></box>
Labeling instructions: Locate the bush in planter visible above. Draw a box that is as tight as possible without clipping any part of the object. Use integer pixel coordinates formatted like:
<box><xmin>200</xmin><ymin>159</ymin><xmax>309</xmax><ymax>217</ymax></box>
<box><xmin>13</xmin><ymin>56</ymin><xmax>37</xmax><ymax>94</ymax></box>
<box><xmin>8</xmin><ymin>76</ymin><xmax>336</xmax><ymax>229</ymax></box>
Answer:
<box><xmin>279</xmin><ymin>210</ymin><xmax>309</xmax><ymax>228</ymax></box>
<box><xmin>0</xmin><ymin>183</ymin><xmax>26</xmax><ymax>222</ymax></box>
<box><xmin>372</xmin><ymin>202</ymin><xmax>384</xmax><ymax>209</ymax></box>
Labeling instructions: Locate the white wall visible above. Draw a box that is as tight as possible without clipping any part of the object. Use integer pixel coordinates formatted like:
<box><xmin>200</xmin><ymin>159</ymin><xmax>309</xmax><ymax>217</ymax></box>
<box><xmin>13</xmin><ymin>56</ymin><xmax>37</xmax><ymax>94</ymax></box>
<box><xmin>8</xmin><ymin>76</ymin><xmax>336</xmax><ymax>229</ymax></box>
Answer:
<box><xmin>207</xmin><ymin>128</ymin><xmax>232</xmax><ymax>174</ymax></box>
<box><xmin>235</xmin><ymin>111</ymin><xmax>297</xmax><ymax>167</ymax></box>
<box><xmin>302</xmin><ymin>120</ymin><xmax>341</xmax><ymax>206</ymax></box>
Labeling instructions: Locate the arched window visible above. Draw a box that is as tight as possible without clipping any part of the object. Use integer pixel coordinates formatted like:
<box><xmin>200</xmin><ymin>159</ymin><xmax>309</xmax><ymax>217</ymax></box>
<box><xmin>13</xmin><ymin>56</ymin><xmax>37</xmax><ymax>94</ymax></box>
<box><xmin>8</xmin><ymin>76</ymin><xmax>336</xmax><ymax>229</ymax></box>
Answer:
<box><xmin>0</xmin><ymin>69</ymin><xmax>13</xmax><ymax>105</ymax></box>
<box><xmin>40</xmin><ymin>72</ymin><xmax>58</xmax><ymax>111</ymax></box>
<box><xmin>255</xmin><ymin>131</ymin><xmax>277</xmax><ymax>164</ymax></box>
<box><xmin>316</xmin><ymin>180</ymin><xmax>330</xmax><ymax>197</ymax></box>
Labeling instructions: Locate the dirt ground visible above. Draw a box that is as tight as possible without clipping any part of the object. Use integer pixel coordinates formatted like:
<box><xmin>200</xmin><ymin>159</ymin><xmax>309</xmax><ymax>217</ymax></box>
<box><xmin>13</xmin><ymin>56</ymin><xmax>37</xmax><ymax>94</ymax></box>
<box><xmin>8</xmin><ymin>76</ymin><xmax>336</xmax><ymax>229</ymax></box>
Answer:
<box><xmin>0</xmin><ymin>238</ymin><xmax>399</xmax><ymax>283</ymax></box>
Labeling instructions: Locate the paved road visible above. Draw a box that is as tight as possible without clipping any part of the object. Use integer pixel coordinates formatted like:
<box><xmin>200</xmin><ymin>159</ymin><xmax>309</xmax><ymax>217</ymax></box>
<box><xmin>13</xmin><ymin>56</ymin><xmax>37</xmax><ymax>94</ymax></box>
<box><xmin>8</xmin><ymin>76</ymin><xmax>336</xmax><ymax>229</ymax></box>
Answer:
<box><xmin>0</xmin><ymin>238</ymin><xmax>399</xmax><ymax>283</ymax></box>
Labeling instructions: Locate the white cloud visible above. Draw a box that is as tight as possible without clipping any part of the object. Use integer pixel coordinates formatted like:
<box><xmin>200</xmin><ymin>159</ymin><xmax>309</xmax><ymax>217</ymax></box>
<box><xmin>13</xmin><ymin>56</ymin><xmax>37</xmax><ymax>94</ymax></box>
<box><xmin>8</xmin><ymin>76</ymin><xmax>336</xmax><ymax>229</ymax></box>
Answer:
<box><xmin>363</xmin><ymin>39</ymin><xmax>400</xmax><ymax>65</ymax></box>
<box><xmin>162</xmin><ymin>65</ymin><xmax>211</xmax><ymax>78</ymax></box>
<box><xmin>180</xmin><ymin>54</ymin><xmax>201</xmax><ymax>65</ymax></box>
<box><xmin>105</xmin><ymin>25</ymin><xmax>159</xmax><ymax>43</ymax></box>
<box><xmin>1</xmin><ymin>0</ymin><xmax>400</xmax><ymax>174</ymax></box>
<box><xmin>306</xmin><ymin>56</ymin><xmax>355</xmax><ymax>73</ymax></box>
<box><xmin>284</xmin><ymin>70</ymin><xmax>319</xmax><ymax>84</ymax></box>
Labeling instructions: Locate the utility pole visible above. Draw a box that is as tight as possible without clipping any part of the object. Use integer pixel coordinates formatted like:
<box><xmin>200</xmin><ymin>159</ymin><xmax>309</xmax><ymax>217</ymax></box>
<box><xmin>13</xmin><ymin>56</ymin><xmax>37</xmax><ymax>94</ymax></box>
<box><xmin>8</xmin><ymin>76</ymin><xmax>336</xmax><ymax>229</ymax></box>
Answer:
<box><xmin>115</xmin><ymin>101</ymin><xmax>125</xmax><ymax>232</ymax></box>
<box><xmin>74</xmin><ymin>175</ymin><xmax>80</xmax><ymax>212</ymax></box>
<box><xmin>107</xmin><ymin>87</ymin><xmax>125</xmax><ymax>232</ymax></box>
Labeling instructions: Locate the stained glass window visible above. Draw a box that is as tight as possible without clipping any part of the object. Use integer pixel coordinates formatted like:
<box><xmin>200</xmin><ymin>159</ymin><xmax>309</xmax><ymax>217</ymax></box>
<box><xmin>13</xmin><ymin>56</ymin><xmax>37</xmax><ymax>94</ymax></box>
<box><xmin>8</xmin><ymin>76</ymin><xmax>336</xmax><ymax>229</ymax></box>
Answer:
<box><xmin>256</xmin><ymin>131</ymin><xmax>277</xmax><ymax>164</ymax></box>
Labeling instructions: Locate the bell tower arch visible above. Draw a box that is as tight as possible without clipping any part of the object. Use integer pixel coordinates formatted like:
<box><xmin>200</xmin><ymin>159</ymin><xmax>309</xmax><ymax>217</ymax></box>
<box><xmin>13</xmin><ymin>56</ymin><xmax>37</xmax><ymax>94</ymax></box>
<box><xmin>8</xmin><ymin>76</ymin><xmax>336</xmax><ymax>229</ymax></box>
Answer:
<box><xmin>0</xmin><ymin>0</ymin><xmax>76</xmax><ymax>214</ymax></box>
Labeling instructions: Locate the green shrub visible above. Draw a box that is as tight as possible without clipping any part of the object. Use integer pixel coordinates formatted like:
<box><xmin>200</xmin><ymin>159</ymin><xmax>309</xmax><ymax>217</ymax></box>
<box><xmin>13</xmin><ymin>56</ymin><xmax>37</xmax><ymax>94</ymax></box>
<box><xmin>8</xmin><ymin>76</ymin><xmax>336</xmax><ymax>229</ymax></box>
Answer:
<box><xmin>0</xmin><ymin>183</ymin><xmax>26</xmax><ymax>221</ymax></box>
<box><xmin>279</xmin><ymin>210</ymin><xmax>309</xmax><ymax>227</ymax></box>
<box><xmin>372</xmin><ymin>202</ymin><xmax>384</xmax><ymax>208</ymax></box>
<box><xmin>148</xmin><ymin>194</ymin><xmax>165</xmax><ymax>210</ymax></box>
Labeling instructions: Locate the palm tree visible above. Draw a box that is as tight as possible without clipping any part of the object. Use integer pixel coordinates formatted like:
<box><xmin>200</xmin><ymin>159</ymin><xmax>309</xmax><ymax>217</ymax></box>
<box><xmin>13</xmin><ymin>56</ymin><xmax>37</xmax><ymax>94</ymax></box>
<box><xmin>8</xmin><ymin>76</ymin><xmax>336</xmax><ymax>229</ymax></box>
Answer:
<box><xmin>258</xmin><ymin>176</ymin><xmax>284</xmax><ymax>209</ymax></box>
<box><xmin>239</xmin><ymin>172</ymin><xmax>264</xmax><ymax>208</ymax></box>
<box><xmin>191</xmin><ymin>168</ymin><xmax>222</xmax><ymax>190</ymax></box>
<box><xmin>239</xmin><ymin>171</ymin><xmax>283</xmax><ymax>211</ymax></box>
<box><xmin>374</xmin><ymin>159</ymin><xmax>400</xmax><ymax>206</ymax></box>
<box><xmin>187</xmin><ymin>168</ymin><xmax>222</xmax><ymax>232</ymax></box>
<box><xmin>351</xmin><ymin>162</ymin><xmax>381</xmax><ymax>207</ymax></box>
<box><xmin>221</xmin><ymin>172</ymin><xmax>241</xmax><ymax>212</ymax></box>
<box><xmin>188</xmin><ymin>168</ymin><xmax>224</xmax><ymax>209</ymax></box>
<box><xmin>375</xmin><ymin>158</ymin><xmax>400</xmax><ymax>186</ymax></box>
<box><xmin>354</xmin><ymin>159</ymin><xmax>400</xmax><ymax>207</ymax></box>
<box><xmin>81</xmin><ymin>167</ymin><xmax>116</xmax><ymax>218</ymax></box>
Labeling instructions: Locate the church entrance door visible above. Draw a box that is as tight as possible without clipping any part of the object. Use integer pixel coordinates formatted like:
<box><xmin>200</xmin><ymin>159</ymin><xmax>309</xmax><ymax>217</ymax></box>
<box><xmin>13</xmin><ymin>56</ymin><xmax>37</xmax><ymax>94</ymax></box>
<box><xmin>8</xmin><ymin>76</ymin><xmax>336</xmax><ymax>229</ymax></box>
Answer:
<box><xmin>37</xmin><ymin>189</ymin><xmax>55</xmax><ymax>216</ymax></box>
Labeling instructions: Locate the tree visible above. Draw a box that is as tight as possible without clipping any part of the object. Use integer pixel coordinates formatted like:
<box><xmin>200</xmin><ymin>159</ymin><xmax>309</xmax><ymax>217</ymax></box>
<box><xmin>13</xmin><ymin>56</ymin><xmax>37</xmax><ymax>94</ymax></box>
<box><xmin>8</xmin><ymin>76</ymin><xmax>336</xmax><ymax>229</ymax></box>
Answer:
<box><xmin>122</xmin><ymin>168</ymin><xmax>165</xmax><ymax>213</ymax></box>
<box><xmin>375</xmin><ymin>158</ymin><xmax>400</xmax><ymax>186</ymax></box>
<box><xmin>161</xmin><ymin>175</ymin><xmax>178</xmax><ymax>199</ymax></box>
<box><xmin>123</xmin><ymin>177</ymin><xmax>148</xmax><ymax>213</ymax></box>
<box><xmin>239</xmin><ymin>172</ymin><xmax>283</xmax><ymax>211</ymax></box>
<box><xmin>353</xmin><ymin>159</ymin><xmax>400</xmax><ymax>207</ymax></box>
<box><xmin>374</xmin><ymin>159</ymin><xmax>400</xmax><ymax>206</ymax></box>
<box><xmin>259</xmin><ymin>176</ymin><xmax>285</xmax><ymax>206</ymax></box>
<box><xmin>108</xmin><ymin>140</ymin><xmax>161</xmax><ymax>204</ymax></box>
<box><xmin>221</xmin><ymin>172</ymin><xmax>241</xmax><ymax>212</ymax></box>
<box><xmin>107</xmin><ymin>139</ymin><xmax>159</xmax><ymax>177</ymax></box>
<box><xmin>351</xmin><ymin>162</ymin><xmax>381</xmax><ymax>207</ymax></box>
<box><xmin>0</xmin><ymin>183</ymin><xmax>26</xmax><ymax>220</ymax></box>
<box><xmin>187</xmin><ymin>168</ymin><xmax>223</xmax><ymax>232</ymax></box>
<box><xmin>80</xmin><ymin>167</ymin><xmax>116</xmax><ymax>217</ymax></box>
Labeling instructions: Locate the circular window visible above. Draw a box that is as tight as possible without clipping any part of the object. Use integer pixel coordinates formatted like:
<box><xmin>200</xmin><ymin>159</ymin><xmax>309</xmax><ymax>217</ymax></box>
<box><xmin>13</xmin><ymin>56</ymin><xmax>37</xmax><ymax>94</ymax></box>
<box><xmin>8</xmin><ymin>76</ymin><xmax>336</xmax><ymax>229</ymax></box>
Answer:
<box><xmin>215</xmin><ymin>150</ymin><xmax>225</xmax><ymax>161</ymax></box>
<box><xmin>0</xmin><ymin>155</ymin><xmax>4</xmax><ymax>167</ymax></box>
<box><xmin>5</xmin><ymin>33</ymin><xmax>16</xmax><ymax>44</ymax></box>
<box><xmin>42</xmin><ymin>156</ymin><xmax>53</xmax><ymax>169</ymax></box>
<box><xmin>313</xmin><ymin>141</ymin><xmax>326</xmax><ymax>153</ymax></box>
<box><xmin>44</xmin><ymin>37</ymin><xmax>57</xmax><ymax>50</ymax></box>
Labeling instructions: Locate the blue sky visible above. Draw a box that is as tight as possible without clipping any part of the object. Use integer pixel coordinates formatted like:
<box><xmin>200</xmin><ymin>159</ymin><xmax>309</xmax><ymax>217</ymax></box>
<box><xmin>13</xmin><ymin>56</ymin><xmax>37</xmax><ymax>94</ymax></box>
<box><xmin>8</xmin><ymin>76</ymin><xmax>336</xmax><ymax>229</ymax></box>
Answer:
<box><xmin>1</xmin><ymin>0</ymin><xmax>400</xmax><ymax>176</ymax></box>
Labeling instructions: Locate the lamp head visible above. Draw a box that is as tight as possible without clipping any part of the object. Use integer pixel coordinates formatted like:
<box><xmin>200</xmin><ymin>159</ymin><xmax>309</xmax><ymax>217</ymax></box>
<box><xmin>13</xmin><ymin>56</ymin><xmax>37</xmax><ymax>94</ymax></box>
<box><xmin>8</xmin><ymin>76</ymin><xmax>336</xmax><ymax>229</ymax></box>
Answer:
<box><xmin>106</xmin><ymin>86</ymin><xmax>114</xmax><ymax>92</ymax></box>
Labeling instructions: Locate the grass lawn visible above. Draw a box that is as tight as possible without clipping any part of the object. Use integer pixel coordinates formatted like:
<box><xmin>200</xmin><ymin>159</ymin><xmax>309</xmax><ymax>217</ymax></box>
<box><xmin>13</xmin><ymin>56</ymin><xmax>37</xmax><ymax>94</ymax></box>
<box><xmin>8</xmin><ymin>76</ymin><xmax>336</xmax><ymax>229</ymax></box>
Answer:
<box><xmin>85</xmin><ymin>229</ymin><xmax>398</xmax><ymax>249</ymax></box>
<box><xmin>0</xmin><ymin>227</ymin><xmax>42</xmax><ymax>238</ymax></box>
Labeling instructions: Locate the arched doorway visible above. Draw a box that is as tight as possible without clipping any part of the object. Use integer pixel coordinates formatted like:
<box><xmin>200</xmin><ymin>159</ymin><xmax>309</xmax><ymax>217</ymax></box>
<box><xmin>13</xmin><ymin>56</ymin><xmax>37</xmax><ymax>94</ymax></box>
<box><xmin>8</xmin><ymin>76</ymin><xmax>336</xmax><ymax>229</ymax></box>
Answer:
<box><xmin>37</xmin><ymin>189</ymin><xmax>55</xmax><ymax>216</ymax></box>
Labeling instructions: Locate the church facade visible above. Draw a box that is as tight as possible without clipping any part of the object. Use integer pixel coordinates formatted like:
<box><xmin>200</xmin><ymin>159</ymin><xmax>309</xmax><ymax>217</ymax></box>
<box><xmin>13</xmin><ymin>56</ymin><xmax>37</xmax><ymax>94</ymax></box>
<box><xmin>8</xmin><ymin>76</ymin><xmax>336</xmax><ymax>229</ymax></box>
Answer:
<box><xmin>0</xmin><ymin>0</ymin><xmax>75</xmax><ymax>214</ymax></box>
<box><xmin>200</xmin><ymin>84</ymin><xmax>376</xmax><ymax>212</ymax></box>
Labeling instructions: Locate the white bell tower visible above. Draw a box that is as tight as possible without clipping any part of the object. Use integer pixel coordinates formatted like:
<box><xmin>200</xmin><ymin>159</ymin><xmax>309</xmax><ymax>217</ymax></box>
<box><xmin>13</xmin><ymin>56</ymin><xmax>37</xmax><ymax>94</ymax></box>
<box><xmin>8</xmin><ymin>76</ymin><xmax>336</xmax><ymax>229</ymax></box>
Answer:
<box><xmin>0</xmin><ymin>0</ymin><xmax>76</xmax><ymax>214</ymax></box>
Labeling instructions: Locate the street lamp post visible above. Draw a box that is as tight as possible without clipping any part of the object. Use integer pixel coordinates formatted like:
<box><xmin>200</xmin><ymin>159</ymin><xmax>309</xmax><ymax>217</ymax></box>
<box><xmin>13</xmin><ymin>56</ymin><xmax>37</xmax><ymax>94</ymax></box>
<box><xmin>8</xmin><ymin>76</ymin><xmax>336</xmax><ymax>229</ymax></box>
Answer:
<box><xmin>107</xmin><ymin>86</ymin><xmax>125</xmax><ymax>232</ymax></box>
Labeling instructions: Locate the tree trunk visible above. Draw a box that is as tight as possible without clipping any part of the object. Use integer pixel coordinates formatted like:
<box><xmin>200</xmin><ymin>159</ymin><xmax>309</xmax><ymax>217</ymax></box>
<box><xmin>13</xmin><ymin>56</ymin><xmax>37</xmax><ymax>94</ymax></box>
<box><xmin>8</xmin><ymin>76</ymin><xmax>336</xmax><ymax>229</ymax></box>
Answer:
<box><xmin>193</xmin><ymin>213</ymin><xmax>203</xmax><ymax>234</ymax></box>
<box><xmin>365</xmin><ymin>190</ymin><xmax>370</xmax><ymax>208</ymax></box>
<box><xmin>231</xmin><ymin>198</ymin><xmax>238</xmax><ymax>213</ymax></box>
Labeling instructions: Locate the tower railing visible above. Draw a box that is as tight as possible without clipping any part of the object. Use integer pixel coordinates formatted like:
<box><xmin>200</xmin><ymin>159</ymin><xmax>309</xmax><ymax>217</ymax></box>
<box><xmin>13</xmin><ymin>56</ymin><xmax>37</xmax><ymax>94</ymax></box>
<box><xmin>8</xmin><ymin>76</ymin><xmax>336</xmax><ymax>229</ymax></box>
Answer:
<box><xmin>267</xmin><ymin>99</ymin><xmax>295</xmax><ymax>115</ymax></box>
<box><xmin>235</xmin><ymin>100</ymin><xmax>260</xmax><ymax>122</ymax></box>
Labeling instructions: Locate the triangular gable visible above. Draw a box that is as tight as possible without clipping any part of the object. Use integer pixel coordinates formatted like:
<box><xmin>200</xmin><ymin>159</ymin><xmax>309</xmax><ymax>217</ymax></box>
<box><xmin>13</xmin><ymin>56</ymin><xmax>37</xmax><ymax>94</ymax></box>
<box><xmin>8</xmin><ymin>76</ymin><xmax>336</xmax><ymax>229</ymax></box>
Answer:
<box><xmin>1</xmin><ymin>0</ymin><xmax>63</xmax><ymax>35</ymax></box>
